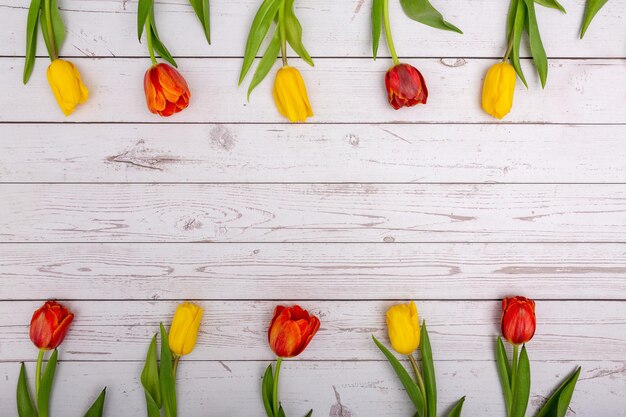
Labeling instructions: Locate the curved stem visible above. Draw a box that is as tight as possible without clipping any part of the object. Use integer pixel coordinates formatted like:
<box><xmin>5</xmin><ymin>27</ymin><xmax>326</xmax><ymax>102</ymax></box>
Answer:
<box><xmin>278</xmin><ymin>0</ymin><xmax>287</xmax><ymax>66</ymax></box>
<box><xmin>146</xmin><ymin>14</ymin><xmax>157</xmax><ymax>65</ymax></box>
<box><xmin>35</xmin><ymin>350</ymin><xmax>45</xmax><ymax>399</ymax></box>
<box><xmin>172</xmin><ymin>355</ymin><xmax>180</xmax><ymax>377</ymax></box>
<box><xmin>503</xmin><ymin>33</ymin><xmax>514</xmax><ymax>62</ymax></box>
<box><xmin>382</xmin><ymin>0</ymin><xmax>399</xmax><ymax>65</ymax></box>
<box><xmin>408</xmin><ymin>355</ymin><xmax>427</xmax><ymax>414</ymax></box>
<box><xmin>272</xmin><ymin>357</ymin><xmax>283</xmax><ymax>416</ymax></box>
<box><xmin>44</xmin><ymin>0</ymin><xmax>57</xmax><ymax>60</ymax></box>
<box><xmin>509</xmin><ymin>344</ymin><xmax>519</xmax><ymax>417</ymax></box>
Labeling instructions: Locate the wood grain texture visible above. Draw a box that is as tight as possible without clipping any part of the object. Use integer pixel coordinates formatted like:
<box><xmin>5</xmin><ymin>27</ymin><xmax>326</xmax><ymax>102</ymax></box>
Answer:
<box><xmin>1</xmin><ymin>361</ymin><xmax>624</xmax><ymax>417</ymax></box>
<box><xmin>2</xmin><ymin>184</ymin><xmax>626</xmax><ymax>242</ymax></box>
<box><xmin>1</xmin><ymin>243</ymin><xmax>625</xmax><ymax>300</ymax></box>
<box><xmin>0</xmin><ymin>300</ymin><xmax>624</xmax><ymax>361</ymax></box>
<box><xmin>1</xmin><ymin>0</ymin><xmax>624</xmax><ymax>58</ymax></box>
<box><xmin>2</xmin><ymin>124</ymin><xmax>626</xmax><ymax>183</ymax></box>
<box><xmin>3</xmin><ymin>58</ymin><xmax>625</xmax><ymax>123</ymax></box>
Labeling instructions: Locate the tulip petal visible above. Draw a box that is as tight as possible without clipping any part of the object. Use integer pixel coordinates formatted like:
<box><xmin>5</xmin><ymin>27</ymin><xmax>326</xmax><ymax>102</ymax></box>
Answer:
<box><xmin>269</xmin><ymin>312</ymin><xmax>302</xmax><ymax>357</ymax></box>
<box><xmin>49</xmin><ymin>313</ymin><xmax>73</xmax><ymax>349</ymax></box>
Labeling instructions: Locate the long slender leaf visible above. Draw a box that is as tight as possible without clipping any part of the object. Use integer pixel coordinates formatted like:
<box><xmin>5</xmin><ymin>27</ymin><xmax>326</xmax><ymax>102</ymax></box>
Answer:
<box><xmin>506</xmin><ymin>0</ymin><xmax>519</xmax><ymax>42</ymax></box>
<box><xmin>40</xmin><ymin>0</ymin><xmax>66</xmax><ymax>57</ymax></box>
<box><xmin>535</xmin><ymin>0</ymin><xmax>565</xmax><ymax>13</ymax></box>
<box><xmin>141</xmin><ymin>334</ymin><xmax>162</xmax><ymax>417</ymax></box>
<box><xmin>137</xmin><ymin>0</ymin><xmax>154</xmax><ymax>40</ymax></box>
<box><xmin>304</xmin><ymin>410</ymin><xmax>313</xmax><ymax>417</ymax></box>
<box><xmin>16</xmin><ymin>364</ymin><xmax>37</xmax><ymax>417</ymax></box>
<box><xmin>447</xmin><ymin>397</ymin><xmax>465</xmax><ymax>417</ymax></box>
<box><xmin>239</xmin><ymin>0</ymin><xmax>282</xmax><ymax>84</ymax></box>
<box><xmin>277</xmin><ymin>405</ymin><xmax>286</xmax><ymax>417</ymax></box>
<box><xmin>188</xmin><ymin>0</ymin><xmax>211</xmax><ymax>44</ymax></box>
<box><xmin>37</xmin><ymin>349</ymin><xmax>58</xmax><ymax>417</ymax></box>
<box><xmin>284</xmin><ymin>0</ymin><xmax>313</xmax><ymax>66</ymax></box>
<box><xmin>371</xmin><ymin>0</ymin><xmax>383</xmax><ymax>59</ymax></box>
<box><xmin>535</xmin><ymin>367</ymin><xmax>581</xmax><ymax>417</ymax></box>
<box><xmin>399</xmin><ymin>0</ymin><xmax>462</xmax><ymax>34</ymax></box>
<box><xmin>510</xmin><ymin>0</ymin><xmax>528</xmax><ymax>87</ymax></box>
<box><xmin>262</xmin><ymin>364</ymin><xmax>275</xmax><ymax>417</ymax></box>
<box><xmin>524</xmin><ymin>0</ymin><xmax>548</xmax><ymax>87</ymax></box>
<box><xmin>83</xmin><ymin>388</ymin><xmax>107</xmax><ymax>417</ymax></box>
<box><xmin>496</xmin><ymin>337</ymin><xmax>512</xmax><ymax>414</ymax></box>
<box><xmin>510</xmin><ymin>345</ymin><xmax>531</xmax><ymax>417</ymax></box>
<box><xmin>150</xmin><ymin>13</ymin><xmax>177</xmax><ymax>67</ymax></box>
<box><xmin>420</xmin><ymin>322</ymin><xmax>437</xmax><ymax>417</ymax></box>
<box><xmin>372</xmin><ymin>336</ymin><xmax>426</xmax><ymax>417</ymax></box>
<box><xmin>248</xmin><ymin>29</ymin><xmax>280</xmax><ymax>99</ymax></box>
<box><xmin>580</xmin><ymin>0</ymin><xmax>608</xmax><ymax>38</ymax></box>
<box><xmin>24</xmin><ymin>0</ymin><xmax>42</xmax><ymax>84</ymax></box>
<box><xmin>160</xmin><ymin>324</ymin><xmax>177</xmax><ymax>417</ymax></box>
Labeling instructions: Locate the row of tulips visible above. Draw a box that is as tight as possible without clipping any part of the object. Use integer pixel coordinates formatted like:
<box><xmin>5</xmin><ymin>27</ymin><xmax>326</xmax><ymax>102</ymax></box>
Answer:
<box><xmin>23</xmin><ymin>0</ymin><xmax>610</xmax><ymax>120</ymax></box>
<box><xmin>17</xmin><ymin>296</ymin><xmax>581</xmax><ymax>417</ymax></box>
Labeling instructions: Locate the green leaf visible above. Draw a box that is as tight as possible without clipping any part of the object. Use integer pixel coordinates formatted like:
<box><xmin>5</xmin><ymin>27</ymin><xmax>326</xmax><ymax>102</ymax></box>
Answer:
<box><xmin>535</xmin><ymin>0</ymin><xmax>565</xmax><ymax>13</ymax></box>
<box><xmin>304</xmin><ymin>410</ymin><xmax>313</xmax><ymax>417</ymax></box>
<box><xmin>37</xmin><ymin>349</ymin><xmax>58</xmax><ymax>417</ymax></box>
<box><xmin>262</xmin><ymin>364</ymin><xmax>275</xmax><ymax>417</ymax></box>
<box><xmin>535</xmin><ymin>367</ymin><xmax>581</xmax><ymax>417</ymax></box>
<box><xmin>23</xmin><ymin>0</ymin><xmax>42</xmax><ymax>84</ymax></box>
<box><xmin>372</xmin><ymin>336</ymin><xmax>426</xmax><ymax>417</ymax></box>
<box><xmin>496</xmin><ymin>337</ymin><xmax>512</xmax><ymax>415</ymax></box>
<box><xmin>524</xmin><ymin>0</ymin><xmax>548</xmax><ymax>88</ymax></box>
<box><xmin>83</xmin><ymin>388</ymin><xmax>107</xmax><ymax>417</ymax></box>
<box><xmin>239</xmin><ymin>0</ymin><xmax>282</xmax><ymax>84</ymax></box>
<box><xmin>247</xmin><ymin>28</ymin><xmax>280</xmax><ymax>99</ymax></box>
<box><xmin>510</xmin><ymin>0</ymin><xmax>528</xmax><ymax>87</ymax></box>
<box><xmin>510</xmin><ymin>345</ymin><xmax>531</xmax><ymax>417</ymax></box>
<box><xmin>371</xmin><ymin>0</ymin><xmax>383</xmax><ymax>59</ymax></box>
<box><xmin>40</xmin><ymin>0</ymin><xmax>66</xmax><ymax>57</ymax></box>
<box><xmin>189</xmin><ymin>0</ymin><xmax>211</xmax><ymax>44</ymax></box>
<box><xmin>160</xmin><ymin>324</ymin><xmax>177</xmax><ymax>417</ymax></box>
<box><xmin>137</xmin><ymin>0</ymin><xmax>154</xmax><ymax>40</ymax></box>
<box><xmin>506</xmin><ymin>0</ymin><xmax>518</xmax><ymax>42</ymax></box>
<box><xmin>580</xmin><ymin>0</ymin><xmax>608</xmax><ymax>38</ymax></box>
<box><xmin>150</xmin><ymin>13</ymin><xmax>177</xmax><ymax>67</ymax></box>
<box><xmin>16</xmin><ymin>364</ymin><xmax>37</xmax><ymax>417</ymax></box>
<box><xmin>447</xmin><ymin>397</ymin><xmax>465</xmax><ymax>417</ymax></box>
<box><xmin>399</xmin><ymin>0</ymin><xmax>463</xmax><ymax>34</ymax></box>
<box><xmin>141</xmin><ymin>333</ymin><xmax>162</xmax><ymax>417</ymax></box>
<box><xmin>284</xmin><ymin>0</ymin><xmax>313</xmax><ymax>66</ymax></box>
<box><xmin>277</xmin><ymin>405</ymin><xmax>286</xmax><ymax>417</ymax></box>
<box><xmin>420</xmin><ymin>322</ymin><xmax>437</xmax><ymax>417</ymax></box>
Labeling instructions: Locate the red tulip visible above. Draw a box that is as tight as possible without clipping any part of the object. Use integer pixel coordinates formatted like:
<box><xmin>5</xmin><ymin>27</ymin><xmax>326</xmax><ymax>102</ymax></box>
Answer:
<box><xmin>501</xmin><ymin>296</ymin><xmax>536</xmax><ymax>345</ymax></box>
<box><xmin>268</xmin><ymin>305</ymin><xmax>320</xmax><ymax>358</ymax></box>
<box><xmin>385</xmin><ymin>63</ymin><xmax>428</xmax><ymax>110</ymax></box>
<box><xmin>30</xmin><ymin>301</ymin><xmax>74</xmax><ymax>350</ymax></box>
<box><xmin>144</xmin><ymin>63</ymin><xmax>190</xmax><ymax>117</ymax></box>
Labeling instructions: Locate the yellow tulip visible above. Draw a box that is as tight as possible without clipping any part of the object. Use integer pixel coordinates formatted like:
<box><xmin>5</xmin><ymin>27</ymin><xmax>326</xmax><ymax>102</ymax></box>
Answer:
<box><xmin>168</xmin><ymin>302</ymin><xmax>203</xmax><ymax>356</ymax></box>
<box><xmin>272</xmin><ymin>66</ymin><xmax>313</xmax><ymax>122</ymax></box>
<box><xmin>46</xmin><ymin>59</ymin><xmax>89</xmax><ymax>116</ymax></box>
<box><xmin>386</xmin><ymin>301</ymin><xmax>420</xmax><ymax>355</ymax></box>
<box><xmin>481</xmin><ymin>62</ymin><xmax>516</xmax><ymax>119</ymax></box>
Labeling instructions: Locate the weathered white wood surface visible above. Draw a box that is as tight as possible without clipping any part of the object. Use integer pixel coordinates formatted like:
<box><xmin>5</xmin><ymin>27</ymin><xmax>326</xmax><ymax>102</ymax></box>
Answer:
<box><xmin>1</xmin><ymin>0</ymin><xmax>625</xmax><ymax>415</ymax></box>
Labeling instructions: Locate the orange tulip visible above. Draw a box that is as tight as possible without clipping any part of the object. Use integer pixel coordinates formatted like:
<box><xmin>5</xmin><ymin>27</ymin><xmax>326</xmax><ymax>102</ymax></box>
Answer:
<box><xmin>268</xmin><ymin>305</ymin><xmax>320</xmax><ymax>358</ymax></box>
<box><xmin>144</xmin><ymin>63</ymin><xmax>190</xmax><ymax>117</ymax></box>
<box><xmin>30</xmin><ymin>301</ymin><xmax>74</xmax><ymax>350</ymax></box>
<box><xmin>501</xmin><ymin>296</ymin><xmax>536</xmax><ymax>345</ymax></box>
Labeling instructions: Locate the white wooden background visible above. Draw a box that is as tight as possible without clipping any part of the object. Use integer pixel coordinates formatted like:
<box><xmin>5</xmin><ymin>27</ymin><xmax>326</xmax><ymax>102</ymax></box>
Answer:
<box><xmin>1</xmin><ymin>0</ymin><xmax>625</xmax><ymax>415</ymax></box>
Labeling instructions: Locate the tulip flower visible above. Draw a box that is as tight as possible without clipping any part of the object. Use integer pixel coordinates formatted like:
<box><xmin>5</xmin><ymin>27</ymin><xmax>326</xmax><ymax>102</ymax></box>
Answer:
<box><xmin>46</xmin><ymin>59</ymin><xmax>89</xmax><ymax>116</ymax></box>
<box><xmin>501</xmin><ymin>296</ymin><xmax>536</xmax><ymax>345</ymax></box>
<box><xmin>386</xmin><ymin>301</ymin><xmax>421</xmax><ymax>355</ymax></box>
<box><xmin>144</xmin><ymin>63</ymin><xmax>191</xmax><ymax>117</ymax></box>
<box><xmin>385</xmin><ymin>64</ymin><xmax>428</xmax><ymax>110</ymax></box>
<box><xmin>169</xmin><ymin>302</ymin><xmax>203</xmax><ymax>356</ymax></box>
<box><xmin>30</xmin><ymin>300</ymin><xmax>74</xmax><ymax>350</ymax></box>
<box><xmin>273</xmin><ymin>66</ymin><xmax>314</xmax><ymax>123</ymax></box>
<box><xmin>482</xmin><ymin>62</ymin><xmax>516</xmax><ymax>119</ymax></box>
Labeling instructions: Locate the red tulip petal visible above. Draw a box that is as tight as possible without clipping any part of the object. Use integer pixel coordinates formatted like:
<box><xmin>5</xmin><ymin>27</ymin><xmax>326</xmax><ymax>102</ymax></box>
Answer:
<box><xmin>269</xmin><ymin>312</ymin><xmax>302</xmax><ymax>357</ymax></box>
<box><xmin>30</xmin><ymin>307</ymin><xmax>55</xmax><ymax>349</ymax></box>
<box><xmin>292</xmin><ymin>316</ymin><xmax>320</xmax><ymax>357</ymax></box>
<box><xmin>50</xmin><ymin>313</ymin><xmax>74</xmax><ymax>349</ymax></box>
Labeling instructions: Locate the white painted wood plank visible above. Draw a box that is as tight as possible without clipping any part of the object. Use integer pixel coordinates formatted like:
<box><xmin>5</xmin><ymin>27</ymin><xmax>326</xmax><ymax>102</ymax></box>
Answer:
<box><xmin>3</xmin><ymin>58</ymin><xmax>625</xmax><ymax>123</ymax></box>
<box><xmin>2</xmin><ymin>124</ymin><xmax>626</xmax><ymax>183</ymax></box>
<box><xmin>0</xmin><ymin>360</ymin><xmax>623</xmax><ymax>417</ymax></box>
<box><xmin>1</xmin><ymin>243</ymin><xmax>625</xmax><ymax>299</ymax></box>
<box><xmin>1</xmin><ymin>0</ymin><xmax>624</xmax><ymax>58</ymax></box>
<box><xmin>0</xmin><ymin>300</ymin><xmax>624</xmax><ymax>361</ymax></box>
<box><xmin>2</xmin><ymin>184</ymin><xmax>626</xmax><ymax>242</ymax></box>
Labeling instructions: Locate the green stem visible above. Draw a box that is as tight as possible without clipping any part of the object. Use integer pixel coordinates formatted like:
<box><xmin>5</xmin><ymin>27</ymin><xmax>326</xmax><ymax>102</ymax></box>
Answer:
<box><xmin>44</xmin><ymin>0</ymin><xmax>57</xmax><ymax>60</ymax></box>
<box><xmin>272</xmin><ymin>357</ymin><xmax>283</xmax><ymax>416</ymax></box>
<box><xmin>503</xmin><ymin>33</ymin><xmax>514</xmax><ymax>62</ymax></box>
<box><xmin>509</xmin><ymin>344</ymin><xmax>519</xmax><ymax>417</ymax></box>
<box><xmin>35</xmin><ymin>350</ymin><xmax>45</xmax><ymax>399</ymax></box>
<box><xmin>409</xmin><ymin>355</ymin><xmax>428</xmax><ymax>415</ymax></box>
<box><xmin>278</xmin><ymin>0</ymin><xmax>287</xmax><ymax>66</ymax></box>
<box><xmin>382</xmin><ymin>0</ymin><xmax>399</xmax><ymax>65</ymax></box>
<box><xmin>172</xmin><ymin>355</ymin><xmax>180</xmax><ymax>377</ymax></box>
<box><xmin>146</xmin><ymin>13</ymin><xmax>157</xmax><ymax>66</ymax></box>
